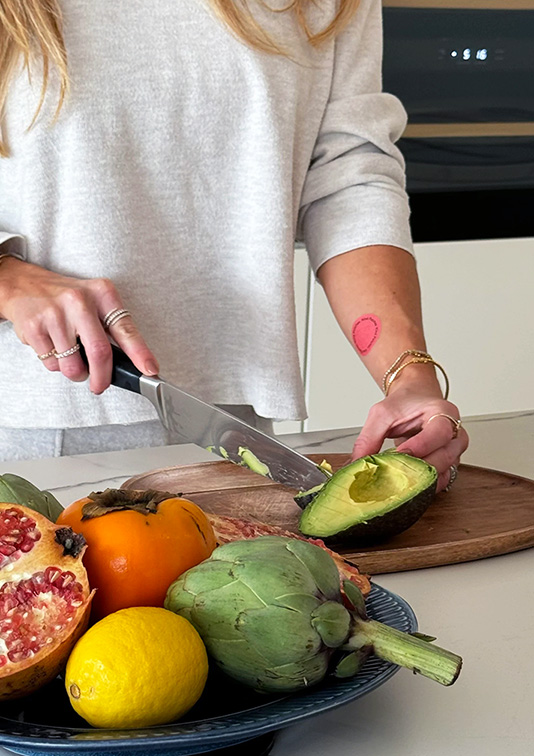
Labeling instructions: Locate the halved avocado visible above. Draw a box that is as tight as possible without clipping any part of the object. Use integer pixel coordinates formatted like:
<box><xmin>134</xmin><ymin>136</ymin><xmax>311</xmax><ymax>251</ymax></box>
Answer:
<box><xmin>297</xmin><ymin>452</ymin><xmax>437</xmax><ymax>544</ymax></box>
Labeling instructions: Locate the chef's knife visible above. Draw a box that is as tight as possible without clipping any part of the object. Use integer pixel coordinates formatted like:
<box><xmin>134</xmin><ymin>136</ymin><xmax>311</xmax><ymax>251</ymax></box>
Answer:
<box><xmin>81</xmin><ymin>344</ymin><xmax>329</xmax><ymax>491</ymax></box>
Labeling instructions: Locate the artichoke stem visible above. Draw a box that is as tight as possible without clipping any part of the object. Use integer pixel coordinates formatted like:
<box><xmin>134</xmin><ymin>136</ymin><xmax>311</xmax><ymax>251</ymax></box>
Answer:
<box><xmin>349</xmin><ymin>619</ymin><xmax>462</xmax><ymax>687</ymax></box>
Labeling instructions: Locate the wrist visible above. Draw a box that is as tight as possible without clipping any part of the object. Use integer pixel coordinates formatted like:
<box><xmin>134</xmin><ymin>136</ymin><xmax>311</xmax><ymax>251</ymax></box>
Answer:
<box><xmin>385</xmin><ymin>362</ymin><xmax>443</xmax><ymax>398</ymax></box>
<box><xmin>0</xmin><ymin>255</ymin><xmax>26</xmax><ymax>319</ymax></box>
<box><xmin>382</xmin><ymin>349</ymin><xmax>449</xmax><ymax>400</ymax></box>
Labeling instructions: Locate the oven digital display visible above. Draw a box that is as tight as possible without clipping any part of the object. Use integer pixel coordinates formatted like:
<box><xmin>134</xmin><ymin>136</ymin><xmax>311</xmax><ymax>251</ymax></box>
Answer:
<box><xmin>439</xmin><ymin>43</ymin><xmax>504</xmax><ymax>65</ymax></box>
<box><xmin>448</xmin><ymin>48</ymin><xmax>489</xmax><ymax>61</ymax></box>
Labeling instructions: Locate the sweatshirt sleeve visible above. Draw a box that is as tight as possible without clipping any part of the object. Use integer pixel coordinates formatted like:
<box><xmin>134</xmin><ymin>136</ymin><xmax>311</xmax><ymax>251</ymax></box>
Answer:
<box><xmin>297</xmin><ymin>0</ymin><xmax>413</xmax><ymax>275</ymax></box>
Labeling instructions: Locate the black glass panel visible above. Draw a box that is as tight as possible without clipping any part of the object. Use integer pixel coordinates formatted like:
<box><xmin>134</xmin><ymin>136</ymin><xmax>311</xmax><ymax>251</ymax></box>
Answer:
<box><xmin>381</xmin><ymin>7</ymin><xmax>534</xmax><ymax>238</ymax></box>
<box><xmin>383</xmin><ymin>9</ymin><xmax>534</xmax><ymax>122</ymax></box>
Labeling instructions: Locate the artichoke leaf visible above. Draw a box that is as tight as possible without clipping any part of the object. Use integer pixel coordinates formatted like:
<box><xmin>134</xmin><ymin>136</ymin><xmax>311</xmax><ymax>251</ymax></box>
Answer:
<box><xmin>310</xmin><ymin>601</ymin><xmax>351</xmax><ymax>648</ymax></box>
<box><xmin>284</xmin><ymin>539</ymin><xmax>342</xmax><ymax>600</ymax></box>
<box><xmin>410</xmin><ymin>632</ymin><xmax>437</xmax><ymax>643</ymax></box>
<box><xmin>209</xmin><ymin>536</ymin><xmax>290</xmax><ymax>562</ymax></box>
<box><xmin>190</xmin><ymin>615</ymin><xmax>243</xmax><ymax>642</ymax></box>
<box><xmin>236</xmin><ymin>604</ymin><xmax>322</xmax><ymax>667</ymax></box>
<box><xmin>164</xmin><ymin>575</ymin><xmax>195</xmax><ymax>612</ymax></box>
<box><xmin>342</xmin><ymin>579</ymin><xmax>368</xmax><ymax>619</ymax></box>
<box><xmin>207</xmin><ymin>637</ymin><xmax>275</xmax><ymax>683</ymax></box>
<box><xmin>210</xmin><ymin>648</ymin><xmax>328</xmax><ymax>693</ymax></box>
<box><xmin>333</xmin><ymin>650</ymin><xmax>367</xmax><ymax>679</ymax></box>
<box><xmin>0</xmin><ymin>473</ymin><xmax>63</xmax><ymax>522</ymax></box>
<box><xmin>230</xmin><ymin>556</ymin><xmax>318</xmax><ymax>604</ymax></box>
<box><xmin>260</xmin><ymin>655</ymin><xmax>329</xmax><ymax>692</ymax></box>
<box><xmin>274</xmin><ymin>592</ymin><xmax>322</xmax><ymax>614</ymax></box>
<box><xmin>191</xmin><ymin>579</ymin><xmax>266</xmax><ymax>627</ymax></box>
<box><xmin>180</xmin><ymin>560</ymin><xmax>237</xmax><ymax>595</ymax></box>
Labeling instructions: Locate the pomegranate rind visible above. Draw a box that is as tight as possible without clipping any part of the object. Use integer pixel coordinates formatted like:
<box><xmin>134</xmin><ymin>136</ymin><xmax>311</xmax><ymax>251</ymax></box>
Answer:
<box><xmin>0</xmin><ymin>596</ymin><xmax>93</xmax><ymax>701</ymax></box>
<box><xmin>0</xmin><ymin>503</ymin><xmax>93</xmax><ymax>701</ymax></box>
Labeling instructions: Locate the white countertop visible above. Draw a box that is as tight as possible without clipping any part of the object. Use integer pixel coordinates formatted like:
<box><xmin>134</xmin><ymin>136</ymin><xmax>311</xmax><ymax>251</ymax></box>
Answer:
<box><xmin>1</xmin><ymin>410</ymin><xmax>533</xmax><ymax>756</ymax></box>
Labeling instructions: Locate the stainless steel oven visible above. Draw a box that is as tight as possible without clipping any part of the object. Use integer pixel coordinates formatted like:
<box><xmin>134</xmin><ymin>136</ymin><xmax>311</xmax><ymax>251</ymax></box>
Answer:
<box><xmin>382</xmin><ymin>1</ymin><xmax>534</xmax><ymax>241</ymax></box>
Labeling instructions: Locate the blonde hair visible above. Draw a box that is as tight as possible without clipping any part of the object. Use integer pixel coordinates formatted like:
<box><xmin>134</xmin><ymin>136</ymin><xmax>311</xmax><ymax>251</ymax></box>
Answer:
<box><xmin>0</xmin><ymin>0</ymin><xmax>359</xmax><ymax>157</ymax></box>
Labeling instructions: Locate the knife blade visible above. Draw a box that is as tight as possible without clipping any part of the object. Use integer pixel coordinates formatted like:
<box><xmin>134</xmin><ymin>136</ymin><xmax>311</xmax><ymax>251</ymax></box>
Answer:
<box><xmin>87</xmin><ymin>344</ymin><xmax>329</xmax><ymax>491</ymax></box>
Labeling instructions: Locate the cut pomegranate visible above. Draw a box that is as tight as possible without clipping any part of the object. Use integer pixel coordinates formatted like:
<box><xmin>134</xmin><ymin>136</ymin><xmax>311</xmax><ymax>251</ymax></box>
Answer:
<box><xmin>0</xmin><ymin>503</ymin><xmax>92</xmax><ymax>701</ymax></box>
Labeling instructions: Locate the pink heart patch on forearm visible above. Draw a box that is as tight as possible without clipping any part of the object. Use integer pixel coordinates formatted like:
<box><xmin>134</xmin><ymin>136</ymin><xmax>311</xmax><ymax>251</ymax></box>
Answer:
<box><xmin>352</xmin><ymin>314</ymin><xmax>381</xmax><ymax>356</ymax></box>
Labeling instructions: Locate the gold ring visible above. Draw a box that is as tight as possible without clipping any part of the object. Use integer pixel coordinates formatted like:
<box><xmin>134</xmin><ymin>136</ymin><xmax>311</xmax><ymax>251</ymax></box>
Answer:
<box><xmin>426</xmin><ymin>413</ymin><xmax>462</xmax><ymax>440</ymax></box>
<box><xmin>55</xmin><ymin>343</ymin><xmax>81</xmax><ymax>359</ymax></box>
<box><xmin>103</xmin><ymin>308</ymin><xmax>131</xmax><ymax>329</ymax></box>
<box><xmin>37</xmin><ymin>349</ymin><xmax>57</xmax><ymax>361</ymax></box>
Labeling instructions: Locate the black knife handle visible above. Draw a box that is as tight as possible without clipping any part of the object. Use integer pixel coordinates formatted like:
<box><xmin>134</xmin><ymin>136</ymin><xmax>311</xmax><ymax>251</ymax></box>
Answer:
<box><xmin>78</xmin><ymin>340</ymin><xmax>142</xmax><ymax>394</ymax></box>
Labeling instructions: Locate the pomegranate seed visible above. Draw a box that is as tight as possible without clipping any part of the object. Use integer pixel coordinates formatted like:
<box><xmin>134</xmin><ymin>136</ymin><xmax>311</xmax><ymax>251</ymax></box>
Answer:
<box><xmin>2</xmin><ymin>535</ymin><xmax>19</xmax><ymax>544</ymax></box>
<box><xmin>8</xmin><ymin>647</ymin><xmax>33</xmax><ymax>663</ymax></box>
<box><xmin>45</xmin><ymin>567</ymin><xmax>62</xmax><ymax>583</ymax></box>
<box><xmin>0</xmin><ymin>596</ymin><xmax>19</xmax><ymax>612</ymax></box>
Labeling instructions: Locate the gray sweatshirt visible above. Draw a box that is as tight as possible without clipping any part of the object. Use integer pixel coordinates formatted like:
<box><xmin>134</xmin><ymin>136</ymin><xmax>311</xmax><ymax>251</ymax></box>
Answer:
<box><xmin>0</xmin><ymin>0</ymin><xmax>412</xmax><ymax>429</ymax></box>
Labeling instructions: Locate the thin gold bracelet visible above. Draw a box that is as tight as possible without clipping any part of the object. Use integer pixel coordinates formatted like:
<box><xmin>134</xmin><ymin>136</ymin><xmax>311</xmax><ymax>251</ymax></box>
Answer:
<box><xmin>382</xmin><ymin>349</ymin><xmax>431</xmax><ymax>394</ymax></box>
<box><xmin>384</xmin><ymin>357</ymin><xmax>450</xmax><ymax>400</ymax></box>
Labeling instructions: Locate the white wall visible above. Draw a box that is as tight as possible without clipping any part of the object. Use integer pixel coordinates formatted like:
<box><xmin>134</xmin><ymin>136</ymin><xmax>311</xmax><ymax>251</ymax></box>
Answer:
<box><xmin>277</xmin><ymin>237</ymin><xmax>534</xmax><ymax>434</ymax></box>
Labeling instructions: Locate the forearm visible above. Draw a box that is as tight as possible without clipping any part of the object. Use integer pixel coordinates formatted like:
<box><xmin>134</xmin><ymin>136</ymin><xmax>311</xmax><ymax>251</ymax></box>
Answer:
<box><xmin>317</xmin><ymin>245</ymin><xmax>442</xmax><ymax>397</ymax></box>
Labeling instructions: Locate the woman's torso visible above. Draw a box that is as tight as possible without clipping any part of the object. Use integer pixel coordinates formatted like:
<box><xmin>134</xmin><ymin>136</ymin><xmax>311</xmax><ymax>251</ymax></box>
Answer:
<box><xmin>0</xmin><ymin>0</ymin><xmax>337</xmax><ymax>428</ymax></box>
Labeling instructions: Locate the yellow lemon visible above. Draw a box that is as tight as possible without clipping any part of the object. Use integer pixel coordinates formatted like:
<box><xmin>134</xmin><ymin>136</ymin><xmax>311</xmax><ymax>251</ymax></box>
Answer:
<box><xmin>65</xmin><ymin>606</ymin><xmax>208</xmax><ymax>729</ymax></box>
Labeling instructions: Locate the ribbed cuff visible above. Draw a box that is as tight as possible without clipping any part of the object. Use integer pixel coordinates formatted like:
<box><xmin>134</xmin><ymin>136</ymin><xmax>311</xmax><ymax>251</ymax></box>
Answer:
<box><xmin>301</xmin><ymin>184</ymin><xmax>414</xmax><ymax>276</ymax></box>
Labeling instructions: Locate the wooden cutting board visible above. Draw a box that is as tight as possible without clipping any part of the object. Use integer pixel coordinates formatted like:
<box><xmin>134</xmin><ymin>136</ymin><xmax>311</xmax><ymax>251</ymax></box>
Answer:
<box><xmin>121</xmin><ymin>454</ymin><xmax>534</xmax><ymax>574</ymax></box>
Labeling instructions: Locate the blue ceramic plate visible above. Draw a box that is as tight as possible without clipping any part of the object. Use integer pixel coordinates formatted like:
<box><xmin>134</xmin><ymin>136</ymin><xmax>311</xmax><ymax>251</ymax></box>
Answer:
<box><xmin>0</xmin><ymin>583</ymin><xmax>417</xmax><ymax>756</ymax></box>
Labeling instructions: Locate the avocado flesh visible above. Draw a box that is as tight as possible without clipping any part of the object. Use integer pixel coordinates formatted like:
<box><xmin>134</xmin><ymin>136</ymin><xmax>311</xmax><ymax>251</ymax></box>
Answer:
<box><xmin>298</xmin><ymin>453</ymin><xmax>437</xmax><ymax>544</ymax></box>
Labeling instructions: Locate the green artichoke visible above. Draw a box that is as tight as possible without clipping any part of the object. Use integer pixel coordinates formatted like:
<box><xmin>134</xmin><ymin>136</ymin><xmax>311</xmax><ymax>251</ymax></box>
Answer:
<box><xmin>165</xmin><ymin>536</ymin><xmax>462</xmax><ymax>693</ymax></box>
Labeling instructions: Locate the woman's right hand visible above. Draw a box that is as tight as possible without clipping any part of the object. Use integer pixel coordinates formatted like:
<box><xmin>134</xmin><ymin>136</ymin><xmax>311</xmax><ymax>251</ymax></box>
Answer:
<box><xmin>0</xmin><ymin>257</ymin><xmax>159</xmax><ymax>393</ymax></box>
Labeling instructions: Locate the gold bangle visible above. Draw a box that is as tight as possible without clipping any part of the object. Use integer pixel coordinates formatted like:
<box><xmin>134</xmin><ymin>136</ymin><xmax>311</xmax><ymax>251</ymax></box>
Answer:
<box><xmin>382</xmin><ymin>349</ymin><xmax>431</xmax><ymax>394</ymax></box>
<box><xmin>384</xmin><ymin>357</ymin><xmax>450</xmax><ymax>400</ymax></box>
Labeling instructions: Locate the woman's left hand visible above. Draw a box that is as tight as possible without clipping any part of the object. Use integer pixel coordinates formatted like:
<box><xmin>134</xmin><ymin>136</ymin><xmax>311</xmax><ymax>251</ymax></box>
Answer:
<box><xmin>351</xmin><ymin>386</ymin><xmax>469</xmax><ymax>492</ymax></box>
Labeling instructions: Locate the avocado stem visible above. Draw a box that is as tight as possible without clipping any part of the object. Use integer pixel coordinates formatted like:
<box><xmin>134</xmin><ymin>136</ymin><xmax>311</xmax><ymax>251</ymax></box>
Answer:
<box><xmin>347</xmin><ymin>618</ymin><xmax>462</xmax><ymax>686</ymax></box>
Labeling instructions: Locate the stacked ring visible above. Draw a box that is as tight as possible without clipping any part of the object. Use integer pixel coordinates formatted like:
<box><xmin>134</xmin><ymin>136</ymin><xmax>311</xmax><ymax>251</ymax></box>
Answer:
<box><xmin>37</xmin><ymin>349</ymin><xmax>57</xmax><ymax>361</ymax></box>
<box><xmin>55</xmin><ymin>344</ymin><xmax>81</xmax><ymax>359</ymax></box>
<box><xmin>37</xmin><ymin>343</ymin><xmax>81</xmax><ymax>360</ymax></box>
<box><xmin>103</xmin><ymin>308</ymin><xmax>131</xmax><ymax>329</ymax></box>
<box><xmin>444</xmin><ymin>464</ymin><xmax>459</xmax><ymax>492</ymax></box>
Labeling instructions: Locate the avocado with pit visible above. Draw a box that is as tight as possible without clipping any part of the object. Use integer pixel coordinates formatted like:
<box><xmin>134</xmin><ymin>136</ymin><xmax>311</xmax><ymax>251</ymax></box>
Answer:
<box><xmin>297</xmin><ymin>452</ymin><xmax>437</xmax><ymax>544</ymax></box>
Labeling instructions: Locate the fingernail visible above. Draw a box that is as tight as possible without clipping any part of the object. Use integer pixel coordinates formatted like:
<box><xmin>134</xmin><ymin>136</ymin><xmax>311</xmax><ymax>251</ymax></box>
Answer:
<box><xmin>401</xmin><ymin>448</ymin><xmax>414</xmax><ymax>456</ymax></box>
<box><xmin>145</xmin><ymin>360</ymin><xmax>159</xmax><ymax>375</ymax></box>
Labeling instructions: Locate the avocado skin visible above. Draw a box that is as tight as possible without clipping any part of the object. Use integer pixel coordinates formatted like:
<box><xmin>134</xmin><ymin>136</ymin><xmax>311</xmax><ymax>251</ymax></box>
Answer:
<box><xmin>294</xmin><ymin>485</ymin><xmax>322</xmax><ymax>509</ymax></box>
<box><xmin>317</xmin><ymin>479</ymin><xmax>437</xmax><ymax>545</ymax></box>
<box><xmin>297</xmin><ymin>453</ymin><xmax>438</xmax><ymax>546</ymax></box>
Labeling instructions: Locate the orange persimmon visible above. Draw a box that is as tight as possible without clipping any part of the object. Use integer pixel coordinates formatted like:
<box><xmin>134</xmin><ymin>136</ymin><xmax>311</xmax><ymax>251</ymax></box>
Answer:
<box><xmin>56</xmin><ymin>489</ymin><xmax>217</xmax><ymax>620</ymax></box>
